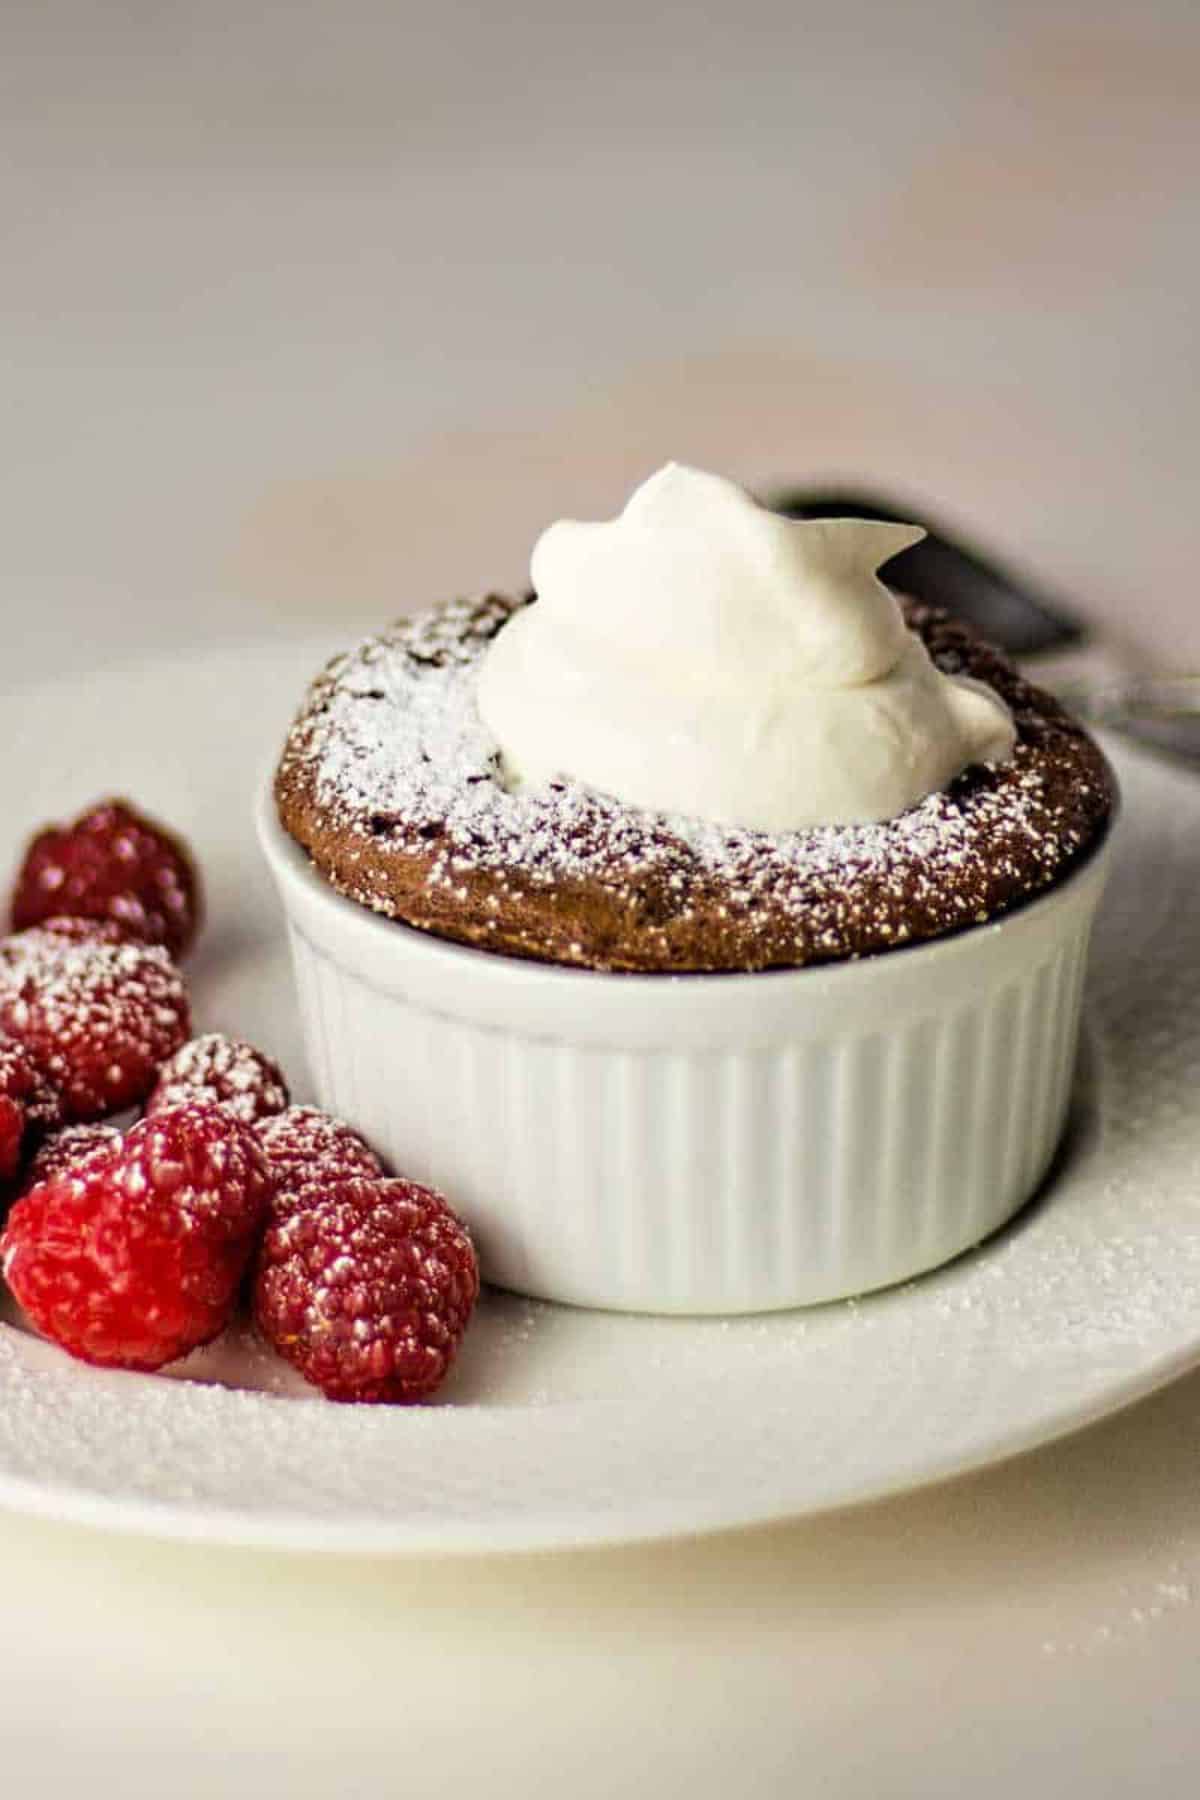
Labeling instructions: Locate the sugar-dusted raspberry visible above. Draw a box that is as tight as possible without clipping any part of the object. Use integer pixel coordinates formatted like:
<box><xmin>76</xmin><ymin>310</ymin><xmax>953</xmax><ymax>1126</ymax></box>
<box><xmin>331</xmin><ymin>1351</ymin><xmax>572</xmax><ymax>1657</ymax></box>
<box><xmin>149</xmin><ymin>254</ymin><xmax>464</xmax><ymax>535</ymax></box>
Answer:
<box><xmin>0</xmin><ymin>1042</ymin><xmax>37</xmax><ymax>1180</ymax></box>
<box><xmin>1</xmin><ymin>1103</ymin><xmax>272</xmax><ymax>1371</ymax></box>
<box><xmin>0</xmin><ymin>916</ymin><xmax>125</xmax><ymax>1000</ymax></box>
<box><xmin>0</xmin><ymin>1038</ymin><xmax>64</xmax><ymax>1179</ymax></box>
<box><xmin>0</xmin><ymin>1101</ymin><xmax>20</xmax><ymax>1184</ymax></box>
<box><xmin>257</xmin><ymin>1105</ymin><xmax>383</xmax><ymax>1219</ymax></box>
<box><xmin>4</xmin><ymin>915</ymin><xmax>127</xmax><ymax>955</ymax></box>
<box><xmin>0</xmin><ymin>921</ymin><xmax>190</xmax><ymax>1122</ymax></box>
<box><xmin>254</xmin><ymin>1176</ymin><xmax>479</xmax><ymax>1402</ymax></box>
<box><xmin>147</xmin><ymin>1033</ymin><xmax>290</xmax><ymax>1127</ymax></box>
<box><xmin>26</xmin><ymin>1121</ymin><xmax>124</xmax><ymax>1187</ymax></box>
<box><xmin>10</xmin><ymin>798</ymin><xmax>201</xmax><ymax>956</ymax></box>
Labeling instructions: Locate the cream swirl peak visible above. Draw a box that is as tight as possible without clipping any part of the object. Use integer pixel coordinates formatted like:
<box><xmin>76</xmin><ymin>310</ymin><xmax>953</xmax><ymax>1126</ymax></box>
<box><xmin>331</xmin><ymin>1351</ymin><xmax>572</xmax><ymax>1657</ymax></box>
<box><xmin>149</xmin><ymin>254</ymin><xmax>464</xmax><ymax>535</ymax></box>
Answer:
<box><xmin>475</xmin><ymin>463</ymin><xmax>1016</xmax><ymax>832</ymax></box>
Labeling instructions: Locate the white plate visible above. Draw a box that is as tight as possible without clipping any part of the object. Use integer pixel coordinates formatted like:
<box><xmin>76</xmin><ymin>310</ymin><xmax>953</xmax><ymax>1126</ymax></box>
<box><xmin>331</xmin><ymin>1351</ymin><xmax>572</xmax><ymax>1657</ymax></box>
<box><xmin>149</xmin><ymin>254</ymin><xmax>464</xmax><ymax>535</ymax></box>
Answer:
<box><xmin>0</xmin><ymin>641</ymin><xmax>1195</xmax><ymax>1555</ymax></box>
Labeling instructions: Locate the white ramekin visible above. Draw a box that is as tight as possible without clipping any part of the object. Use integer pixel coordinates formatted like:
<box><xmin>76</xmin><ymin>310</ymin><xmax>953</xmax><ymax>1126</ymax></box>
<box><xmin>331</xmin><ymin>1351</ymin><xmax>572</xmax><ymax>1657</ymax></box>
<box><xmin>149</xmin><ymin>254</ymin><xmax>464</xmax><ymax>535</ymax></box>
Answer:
<box><xmin>257</xmin><ymin>782</ymin><xmax>1113</xmax><ymax>1315</ymax></box>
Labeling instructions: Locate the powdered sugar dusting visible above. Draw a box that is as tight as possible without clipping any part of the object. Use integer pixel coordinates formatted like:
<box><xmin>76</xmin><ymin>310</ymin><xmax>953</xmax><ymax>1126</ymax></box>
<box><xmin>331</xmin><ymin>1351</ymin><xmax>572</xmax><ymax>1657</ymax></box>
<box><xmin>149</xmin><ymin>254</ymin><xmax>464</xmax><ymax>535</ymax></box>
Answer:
<box><xmin>276</xmin><ymin>595</ymin><xmax>1113</xmax><ymax>970</ymax></box>
<box><xmin>257</xmin><ymin>1106</ymin><xmax>384</xmax><ymax>1222</ymax></box>
<box><xmin>0</xmin><ymin>922</ymin><xmax>190</xmax><ymax>1120</ymax></box>
<box><xmin>27</xmin><ymin>1122</ymin><xmax>123</xmax><ymax>1187</ymax></box>
<box><xmin>147</xmin><ymin>1033</ymin><xmax>289</xmax><ymax>1126</ymax></box>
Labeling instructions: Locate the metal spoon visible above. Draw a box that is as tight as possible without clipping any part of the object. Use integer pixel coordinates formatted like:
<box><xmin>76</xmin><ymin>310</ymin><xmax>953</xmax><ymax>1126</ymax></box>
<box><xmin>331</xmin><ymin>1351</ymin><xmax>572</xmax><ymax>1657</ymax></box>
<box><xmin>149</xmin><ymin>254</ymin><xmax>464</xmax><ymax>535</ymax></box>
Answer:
<box><xmin>767</xmin><ymin>485</ymin><xmax>1083</xmax><ymax>658</ymax></box>
<box><xmin>768</xmin><ymin>486</ymin><xmax>1200</xmax><ymax>766</ymax></box>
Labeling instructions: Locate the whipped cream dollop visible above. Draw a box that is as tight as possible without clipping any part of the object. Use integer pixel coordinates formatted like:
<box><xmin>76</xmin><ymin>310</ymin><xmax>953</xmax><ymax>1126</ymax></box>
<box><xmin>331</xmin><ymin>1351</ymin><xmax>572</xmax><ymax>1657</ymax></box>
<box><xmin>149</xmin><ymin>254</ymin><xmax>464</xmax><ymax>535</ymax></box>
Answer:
<box><xmin>475</xmin><ymin>464</ymin><xmax>1015</xmax><ymax>832</ymax></box>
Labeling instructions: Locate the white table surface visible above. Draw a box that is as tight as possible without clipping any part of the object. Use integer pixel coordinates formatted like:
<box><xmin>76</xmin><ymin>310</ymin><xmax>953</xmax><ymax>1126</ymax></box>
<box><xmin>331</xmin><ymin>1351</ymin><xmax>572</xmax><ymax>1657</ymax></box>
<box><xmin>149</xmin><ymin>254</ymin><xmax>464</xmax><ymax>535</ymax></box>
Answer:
<box><xmin>2</xmin><ymin>2</ymin><xmax>1199</xmax><ymax>1791</ymax></box>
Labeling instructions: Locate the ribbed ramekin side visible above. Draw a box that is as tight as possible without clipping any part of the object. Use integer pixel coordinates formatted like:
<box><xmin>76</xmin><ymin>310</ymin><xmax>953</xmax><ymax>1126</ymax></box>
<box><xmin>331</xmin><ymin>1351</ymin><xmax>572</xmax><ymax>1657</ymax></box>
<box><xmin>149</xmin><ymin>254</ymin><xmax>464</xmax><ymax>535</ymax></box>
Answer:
<box><xmin>280</xmin><ymin>902</ymin><xmax>1097</xmax><ymax>1313</ymax></box>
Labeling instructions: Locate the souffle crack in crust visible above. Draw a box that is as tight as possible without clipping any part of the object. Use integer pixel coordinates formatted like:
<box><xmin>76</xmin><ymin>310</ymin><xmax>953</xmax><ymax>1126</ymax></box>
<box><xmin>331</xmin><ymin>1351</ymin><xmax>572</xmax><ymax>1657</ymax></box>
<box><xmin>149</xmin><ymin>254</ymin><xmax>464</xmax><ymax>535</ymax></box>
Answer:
<box><xmin>274</xmin><ymin>595</ymin><xmax>1115</xmax><ymax>973</ymax></box>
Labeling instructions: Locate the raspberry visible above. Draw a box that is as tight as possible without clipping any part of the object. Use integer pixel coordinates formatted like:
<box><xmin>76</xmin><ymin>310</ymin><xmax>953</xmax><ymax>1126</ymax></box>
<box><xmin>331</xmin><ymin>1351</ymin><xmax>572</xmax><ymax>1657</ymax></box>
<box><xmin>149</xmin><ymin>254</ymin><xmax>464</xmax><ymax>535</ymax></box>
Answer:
<box><xmin>11</xmin><ymin>798</ymin><xmax>201</xmax><ymax>956</ymax></box>
<box><xmin>0</xmin><ymin>916</ymin><xmax>126</xmax><ymax>999</ymax></box>
<box><xmin>0</xmin><ymin>922</ymin><xmax>190</xmax><ymax>1122</ymax></box>
<box><xmin>254</xmin><ymin>1176</ymin><xmax>479</xmax><ymax>1402</ymax></box>
<box><xmin>0</xmin><ymin>1038</ymin><xmax>63</xmax><ymax>1179</ymax></box>
<box><xmin>257</xmin><ymin>1105</ymin><xmax>383</xmax><ymax>1220</ymax></box>
<box><xmin>26</xmin><ymin>1122</ymin><xmax>123</xmax><ymax>1187</ymax></box>
<box><xmin>0</xmin><ymin>1043</ymin><xmax>35</xmax><ymax>1180</ymax></box>
<box><xmin>1</xmin><ymin>1103</ymin><xmax>272</xmax><ymax>1371</ymax></box>
<box><xmin>147</xmin><ymin>1033</ymin><xmax>290</xmax><ymax>1127</ymax></box>
<box><xmin>0</xmin><ymin>1103</ymin><xmax>19</xmax><ymax>1183</ymax></box>
<box><xmin>5</xmin><ymin>916</ymin><xmax>127</xmax><ymax>953</ymax></box>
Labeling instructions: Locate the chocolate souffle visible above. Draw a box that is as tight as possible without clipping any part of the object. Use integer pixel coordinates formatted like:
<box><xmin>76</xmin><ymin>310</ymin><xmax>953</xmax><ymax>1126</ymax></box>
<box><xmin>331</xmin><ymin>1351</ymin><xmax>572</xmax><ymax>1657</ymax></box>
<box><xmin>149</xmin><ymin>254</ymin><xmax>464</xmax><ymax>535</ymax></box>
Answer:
<box><xmin>275</xmin><ymin>580</ymin><xmax>1114</xmax><ymax>975</ymax></box>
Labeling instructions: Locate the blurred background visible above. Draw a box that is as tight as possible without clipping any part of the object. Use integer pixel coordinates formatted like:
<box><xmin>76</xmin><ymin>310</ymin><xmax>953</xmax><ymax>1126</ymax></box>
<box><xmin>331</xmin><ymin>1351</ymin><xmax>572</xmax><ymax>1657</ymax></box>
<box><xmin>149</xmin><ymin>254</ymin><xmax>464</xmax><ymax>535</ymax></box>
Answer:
<box><xmin>2</xmin><ymin>0</ymin><xmax>1197</xmax><ymax>681</ymax></box>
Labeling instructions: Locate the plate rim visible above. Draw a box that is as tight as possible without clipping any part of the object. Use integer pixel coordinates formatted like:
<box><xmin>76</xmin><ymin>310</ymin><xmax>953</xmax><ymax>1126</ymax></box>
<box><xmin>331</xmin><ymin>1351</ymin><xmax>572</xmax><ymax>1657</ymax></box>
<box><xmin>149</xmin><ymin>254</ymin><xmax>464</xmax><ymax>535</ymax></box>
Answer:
<box><xmin>0</xmin><ymin>1327</ymin><xmax>1198</xmax><ymax>1556</ymax></box>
